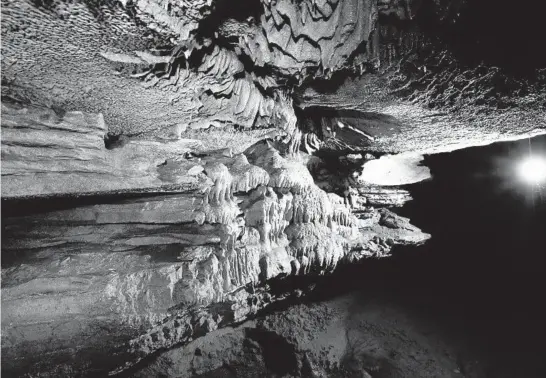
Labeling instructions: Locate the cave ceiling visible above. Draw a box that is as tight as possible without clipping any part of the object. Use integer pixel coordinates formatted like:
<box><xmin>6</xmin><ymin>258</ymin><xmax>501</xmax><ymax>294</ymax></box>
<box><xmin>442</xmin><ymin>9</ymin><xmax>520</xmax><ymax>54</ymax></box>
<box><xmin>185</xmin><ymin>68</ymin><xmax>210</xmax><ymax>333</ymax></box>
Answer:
<box><xmin>2</xmin><ymin>0</ymin><xmax>544</xmax><ymax>155</ymax></box>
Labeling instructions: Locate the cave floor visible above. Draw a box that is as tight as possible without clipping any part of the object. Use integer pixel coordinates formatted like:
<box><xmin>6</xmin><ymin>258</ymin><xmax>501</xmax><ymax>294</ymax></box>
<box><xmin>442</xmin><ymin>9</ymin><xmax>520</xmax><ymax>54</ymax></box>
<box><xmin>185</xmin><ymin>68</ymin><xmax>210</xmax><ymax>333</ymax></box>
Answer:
<box><xmin>133</xmin><ymin>279</ymin><xmax>544</xmax><ymax>378</ymax></box>
<box><xmin>132</xmin><ymin>241</ymin><xmax>546</xmax><ymax>378</ymax></box>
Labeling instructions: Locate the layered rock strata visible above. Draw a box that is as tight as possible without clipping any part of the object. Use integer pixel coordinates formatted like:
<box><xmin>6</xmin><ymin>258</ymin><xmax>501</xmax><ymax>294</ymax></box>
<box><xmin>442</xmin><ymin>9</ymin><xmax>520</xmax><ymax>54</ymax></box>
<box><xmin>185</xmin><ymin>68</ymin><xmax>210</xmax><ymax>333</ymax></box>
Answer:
<box><xmin>1</xmin><ymin>102</ymin><xmax>210</xmax><ymax>198</ymax></box>
<box><xmin>1</xmin><ymin>104</ymin><xmax>428</xmax><ymax>376</ymax></box>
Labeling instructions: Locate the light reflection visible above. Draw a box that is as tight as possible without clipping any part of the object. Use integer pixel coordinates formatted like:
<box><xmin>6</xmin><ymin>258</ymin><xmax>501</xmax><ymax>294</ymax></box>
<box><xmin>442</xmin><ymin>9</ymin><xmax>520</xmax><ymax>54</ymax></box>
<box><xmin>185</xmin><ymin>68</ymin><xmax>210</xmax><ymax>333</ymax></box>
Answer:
<box><xmin>517</xmin><ymin>156</ymin><xmax>546</xmax><ymax>185</ymax></box>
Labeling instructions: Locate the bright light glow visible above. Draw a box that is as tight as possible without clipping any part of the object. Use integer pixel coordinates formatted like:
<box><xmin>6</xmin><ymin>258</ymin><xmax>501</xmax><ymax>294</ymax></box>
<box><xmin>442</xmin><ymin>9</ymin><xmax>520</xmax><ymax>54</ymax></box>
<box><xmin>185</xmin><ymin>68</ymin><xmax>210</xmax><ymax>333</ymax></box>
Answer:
<box><xmin>518</xmin><ymin>156</ymin><xmax>546</xmax><ymax>184</ymax></box>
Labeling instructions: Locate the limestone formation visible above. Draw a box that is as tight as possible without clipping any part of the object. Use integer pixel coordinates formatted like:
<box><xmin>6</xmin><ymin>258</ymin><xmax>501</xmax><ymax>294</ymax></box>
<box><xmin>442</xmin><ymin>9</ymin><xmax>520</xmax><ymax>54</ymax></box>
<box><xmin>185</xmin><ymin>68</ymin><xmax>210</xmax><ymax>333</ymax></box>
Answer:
<box><xmin>2</xmin><ymin>116</ymin><xmax>429</xmax><ymax>375</ymax></box>
<box><xmin>1</xmin><ymin>102</ymin><xmax>211</xmax><ymax>198</ymax></box>
<box><xmin>1</xmin><ymin>0</ymin><xmax>545</xmax><ymax>376</ymax></box>
<box><xmin>243</xmin><ymin>0</ymin><xmax>379</xmax><ymax>77</ymax></box>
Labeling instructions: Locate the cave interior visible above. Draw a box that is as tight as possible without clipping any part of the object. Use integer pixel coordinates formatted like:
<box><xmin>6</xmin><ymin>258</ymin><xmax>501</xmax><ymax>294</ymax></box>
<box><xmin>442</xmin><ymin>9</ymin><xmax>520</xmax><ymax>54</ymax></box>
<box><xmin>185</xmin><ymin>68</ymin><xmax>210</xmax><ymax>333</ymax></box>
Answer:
<box><xmin>1</xmin><ymin>0</ymin><xmax>546</xmax><ymax>377</ymax></box>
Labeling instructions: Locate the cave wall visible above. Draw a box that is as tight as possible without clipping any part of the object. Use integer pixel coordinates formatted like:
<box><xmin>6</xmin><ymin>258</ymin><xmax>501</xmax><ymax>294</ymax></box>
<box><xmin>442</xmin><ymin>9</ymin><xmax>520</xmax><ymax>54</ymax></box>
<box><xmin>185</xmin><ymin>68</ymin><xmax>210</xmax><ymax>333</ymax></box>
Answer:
<box><xmin>1</xmin><ymin>103</ymin><xmax>429</xmax><ymax>376</ymax></box>
<box><xmin>1</xmin><ymin>0</ymin><xmax>545</xmax><ymax>376</ymax></box>
<box><xmin>2</xmin><ymin>138</ymin><xmax>429</xmax><ymax>376</ymax></box>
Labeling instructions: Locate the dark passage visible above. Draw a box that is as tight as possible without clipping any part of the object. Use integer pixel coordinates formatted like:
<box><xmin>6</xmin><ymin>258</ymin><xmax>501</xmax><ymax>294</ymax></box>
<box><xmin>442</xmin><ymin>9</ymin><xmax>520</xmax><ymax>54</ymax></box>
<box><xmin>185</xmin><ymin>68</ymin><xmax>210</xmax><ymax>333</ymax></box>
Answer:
<box><xmin>317</xmin><ymin>135</ymin><xmax>546</xmax><ymax>377</ymax></box>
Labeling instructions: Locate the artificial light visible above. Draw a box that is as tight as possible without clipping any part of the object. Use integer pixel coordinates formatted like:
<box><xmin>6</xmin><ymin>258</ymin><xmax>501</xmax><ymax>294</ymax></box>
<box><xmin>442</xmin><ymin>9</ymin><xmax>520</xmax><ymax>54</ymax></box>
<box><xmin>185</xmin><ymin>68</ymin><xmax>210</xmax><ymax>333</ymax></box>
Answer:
<box><xmin>517</xmin><ymin>156</ymin><xmax>546</xmax><ymax>184</ymax></box>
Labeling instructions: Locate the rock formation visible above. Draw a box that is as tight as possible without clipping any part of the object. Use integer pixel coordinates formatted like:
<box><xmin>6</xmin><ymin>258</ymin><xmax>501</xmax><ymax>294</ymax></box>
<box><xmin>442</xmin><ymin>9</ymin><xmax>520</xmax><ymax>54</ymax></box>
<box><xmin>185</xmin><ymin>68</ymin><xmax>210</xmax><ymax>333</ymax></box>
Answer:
<box><xmin>1</xmin><ymin>0</ymin><xmax>545</xmax><ymax>376</ymax></box>
<box><xmin>1</xmin><ymin>103</ymin><xmax>429</xmax><ymax>374</ymax></box>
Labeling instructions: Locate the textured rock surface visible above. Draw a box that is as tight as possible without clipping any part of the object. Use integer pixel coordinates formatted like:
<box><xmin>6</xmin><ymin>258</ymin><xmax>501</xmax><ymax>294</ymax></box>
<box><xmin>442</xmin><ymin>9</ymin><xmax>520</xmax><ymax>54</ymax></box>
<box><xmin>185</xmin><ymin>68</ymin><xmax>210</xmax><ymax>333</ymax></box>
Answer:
<box><xmin>296</xmin><ymin>7</ymin><xmax>546</xmax><ymax>153</ymax></box>
<box><xmin>1</xmin><ymin>102</ymin><xmax>212</xmax><ymax>198</ymax></box>
<box><xmin>299</xmin><ymin>72</ymin><xmax>546</xmax><ymax>153</ymax></box>
<box><xmin>2</xmin><ymin>0</ymin><xmax>544</xmax><ymax>153</ymax></box>
<box><xmin>132</xmin><ymin>294</ymin><xmax>467</xmax><ymax>378</ymax></box>
<box><xmin>243</xmin><ymin>0</ymin><xmax>378</xmax><ymax>76</ymax></box>
<box><xmin>2</xmin><ymin>125</ymin><xmax>429</xmax><ymax>376</ymax></box>
<box><xmin>2</xmin><ymin>0</ymin><xmax>545</xmax><ymax>376</ymax></box>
